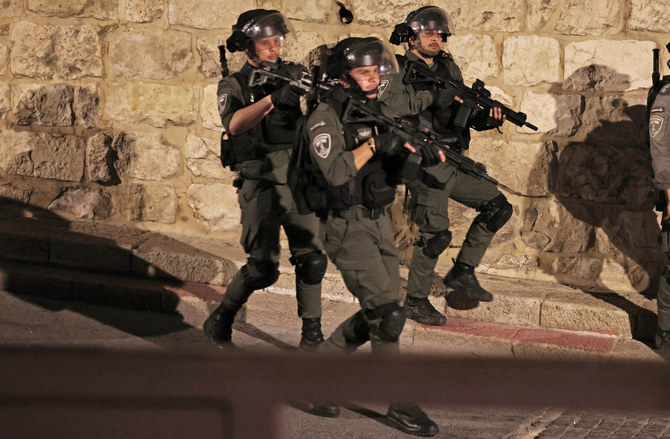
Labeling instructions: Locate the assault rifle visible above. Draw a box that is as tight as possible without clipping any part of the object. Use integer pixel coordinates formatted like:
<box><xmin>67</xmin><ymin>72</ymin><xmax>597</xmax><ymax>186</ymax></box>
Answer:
<box><xmin>248</xmin><ymin>65</ymin><xmax>524</xmax><ymax>194</ymax></box>
<box><xmin>403</xmin><ymin>61</ymin><xmax>538</xmax><ymax>131</ymax></box>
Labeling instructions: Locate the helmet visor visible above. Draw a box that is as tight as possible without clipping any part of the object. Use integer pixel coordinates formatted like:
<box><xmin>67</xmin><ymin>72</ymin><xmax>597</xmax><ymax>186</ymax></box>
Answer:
<box><xmin>345</xmin><ymin>39</ymin><xmax>399</xmax><ymax>76</ymax></box>
<box><xmin>243</xmin><ymin>12</ymin><xmax>296</xmax><ymax>43</ymax></box>
<box><xmin>408</xmin><ymin>7</ymin><xmax>452</xmax><ymax>36</ymax></box>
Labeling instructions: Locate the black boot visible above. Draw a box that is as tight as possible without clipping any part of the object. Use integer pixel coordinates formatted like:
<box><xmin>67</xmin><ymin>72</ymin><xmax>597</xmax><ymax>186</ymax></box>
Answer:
<box><xmin>443</xmin><ymin>261</ymin><xmax>493</xmax><ymax>302</ymax></box>
<box><xmin>203</xmin><ymin>304</ymin><xmax>236</xmax><ymax>346</ymax></box>
<box><xmin>387</xmin><ymin>403</ymin><xmax>439</xmax><ymax>437</ymax></box>
<box><xmin>299</xmin><ymin>318</ymin><xmax>325</xmax><ymax>350</ymax></box>
<box><xmin>301</xmin><ymin>401</ymin><xmax>340</xmax><ymax>418</ymax></box>
<box><xmin>404</xmin><ymin>297</ymin><xmax>447</xmax><ymax>326</ymax></box>
<box><xmin>656</xmin><ymin>329</ymin><xmax>670</xmax><ymax>351</ymax></box>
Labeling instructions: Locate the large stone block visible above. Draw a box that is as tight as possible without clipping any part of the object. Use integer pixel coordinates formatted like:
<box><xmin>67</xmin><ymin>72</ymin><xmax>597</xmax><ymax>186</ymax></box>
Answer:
<box><xmin>527</xmin><ymin>0</ymin><xmax>560</xmax><ymax>31</ymax></box>
<box><xmin>120</xmin><ymin>0</ymin><xmax>163</xmax><ymax>23</ymax></box>
<box><xmin>0</xmin><ymin>82</ymin><xmax>10</xmax><ymax>117</ymax></box>
<box><xmin>127</xmin><ymin>183</ymin><xmax>177</xmax><ymax>224</ymax></box>
<box><xmin>580</xmin><ymin>93</ymin><xmax>647</xmax><ymax>146</ymax></box>
<box><xmin>435</xmin><ymin>0</ymin><xmax>524</xmax><ymax>32</ymax></box>
<box><xmin>184</xmin><ymin>134</ymin><xmax>231</xmax><ymax>180</ymax></box>
<box><xmin>353</xmin><ymin>0</ymin><xmax>424</xmax><ymax>26</ymax></box>
<box><xmin>0</xmin><ymin>184</ymin><xmax>31</xmax><ymax>204</ymax></box>
<box><xmin>48</xmin><ymin>187</ymin><xmax>113</xmax><ymax>219</ymax></box>
<box><xmin>554</xmin><ymin>143</ymin><xmax>651</xmax><ymax>205</ymax></box>
<box><xmin>13</xmin><ymin>84</ymin><xmax>99</xmax><ymax>128</ymax></box>
<box><xmin>27</xmin><ymin>0</ymin><xmax>116</xmax><ymax>19</ymax></box>
<box><xmin>108</xmin><ymin>29</ymin><xmax>193</xmax><ymax>80</ymax></box>
<box><xmin>517</xmin><ymin>92</ymin><xmax>583</xmax><ymax>136</ymax></box>
<box><xmin>197</xmin><ymin>35</ymin><xmax>228</xmax><ymax>79</ymax></box>
<box><xmin>112</xmin><ymin>131</ymin><xmax>182</xmax><ymax>181</ymax></box>
<box><xmin>0</xmin><ymin>130</ymin><xmax>34</xmax><ymax>176</ymax></box>
<box><xmin>284</xmin><ymin>0</ymin><xmax>331</xmax><ymax>22</ymax></box>
<box><xmin>564</xmin><ymin>40</ymin><xmax>656</xmax><ymax>92</ymax></box>
<box><xmin>521</xmin><ymin>199</ymin><xmax>595</xmax><ymax>253</ymax></box>
<box><xmin>0</xmin><ymin>42</ymin><xmax>7</xmax><ymax>75</ymax></box>
<box><xmin>87</xmin><ymin>133</ymin><xmax>114</xmax><ymax>183</ymax></box>
<box><xmin>282</xmin><ymin>31</ymin><xmax>326</xmax><ymax>66</ymax></box>
<box><xmin>187</xmin><ymin>183</ymin><xmax>240</xmax><ymax>230</ymax></box>
<box><xmin>448</xmin><ymin>34</ymin><xmax>498</xmax><ymax>82</ymax></box>
<box><xmin>105</xmin><ymin>81</ymin><xmax>198</xmax><ymax>127</ymax></box>
<box><xmin>503</xmin><ymin>36</ymin><xmax>560</xmax><ymax>86</ymax></box>
<box><xmin>468</xmin><ymin>139</ymin><xmax>553</xmax><ymax>197</ymax></box>
<box><xmin>629</xmin><ymin>0</ymin><xmax>670</xmax><ymax>33</ymax></box>
<box><xmin>10</xmin><ymin>22</ymin><xmax>102</xmax><ymax>80</ymax></box>
<box><xmin>168</xmin><ymin>0</ymin><xmax>255</xmax><ymax>29</ymax></box>
<box><xmin>555</xmin><ymin>0</ymin><xmax>623</xmax><ymax>35</ymax></box>
<box><xmin>0</xmin><ymin>0</ymin><xmax>22</xmax><ymax>17</ymax></box>
<box><xmin>202</xmin><ymin>84</ymin><xmax>222</xmax><ymax>131</ymax></box>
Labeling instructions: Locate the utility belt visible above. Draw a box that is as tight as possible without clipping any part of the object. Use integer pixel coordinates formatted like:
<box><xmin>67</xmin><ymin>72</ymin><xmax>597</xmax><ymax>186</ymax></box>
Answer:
<box><xmin>321</xmin><ymin>205</ymin><xmax>386</xmax><ymax>221</ymax></box>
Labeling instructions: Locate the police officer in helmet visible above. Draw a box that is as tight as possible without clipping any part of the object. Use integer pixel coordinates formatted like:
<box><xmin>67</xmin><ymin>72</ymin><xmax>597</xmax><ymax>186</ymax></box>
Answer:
<box><xmin>204</xmin><ymin>9</ymin><xmax>328</xmax><ymax>349</ymax></box>
<box><xmin>302</xmin><ymin>36</ymin><xmax>441</xmax><ymax>436</ymax></box>
<box><xmin>387</xmin><ymin>6</ymin><xmax>511</xmax><ymax>326</ymax></box>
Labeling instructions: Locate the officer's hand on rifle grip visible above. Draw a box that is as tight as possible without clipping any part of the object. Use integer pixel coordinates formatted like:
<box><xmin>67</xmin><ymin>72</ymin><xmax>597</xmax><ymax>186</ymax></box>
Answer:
<box><xmin>271</xmin><ymin>84</ymin><xmax>305</xmax><ymax>109</ymax></box>
<box><xmin>433</xmin><ymin>87</ymin><xmax>458</xmax><ymax>109</ymax></box>
<box><xmin>373</xmin><ymin>132</ymin><xmax>404</xmax><ymax>156</ymax></box>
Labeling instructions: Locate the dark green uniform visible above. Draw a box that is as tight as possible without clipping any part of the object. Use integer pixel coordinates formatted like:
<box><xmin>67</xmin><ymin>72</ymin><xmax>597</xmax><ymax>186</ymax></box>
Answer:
<box><xmin>386</xmin><ymin>50</ymin><xmax>508</xmax><ymax>303</ymax></box>
<box><xmin>217</xmin><ymin>60</ymin><xmax>323</xmax><ymax>319</ymax></box>
<box><xmin>305</xmin><ymin>90</ymin><xmax>406</xmax><ymax>355</ymax></box>
<box><xmin>650</xmin><ymin>82</ymin><xmax>670</xmax><ymax>333</ymax></box>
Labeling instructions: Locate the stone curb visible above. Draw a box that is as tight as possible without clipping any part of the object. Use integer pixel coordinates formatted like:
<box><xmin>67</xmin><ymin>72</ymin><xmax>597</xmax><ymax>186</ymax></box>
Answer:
<box><xmin>0</xmin><ymin>202</ymin><xmax>659</xmax><ymax>341</ymax></box>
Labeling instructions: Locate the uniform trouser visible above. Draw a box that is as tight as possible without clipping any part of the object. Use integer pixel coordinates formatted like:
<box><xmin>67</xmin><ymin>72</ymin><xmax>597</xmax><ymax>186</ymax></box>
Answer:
<box><xmin>406</xmin><ymin>166</ymin><xmax>501</xmax><ymax>300</ymax></box>
<box><xmin>221</xmin><ymin>179</ymin><xmax>323</xmax><ymax>318</ymax></box>
<box><xmin>658</xmin><ymin>225</ymin><xmax>670</xmax><ymax>331</ymax></box>
<box><xmin>317</xmin><ymin>209</ymin><xmax>402</xmax><ymax>356</ymax></box>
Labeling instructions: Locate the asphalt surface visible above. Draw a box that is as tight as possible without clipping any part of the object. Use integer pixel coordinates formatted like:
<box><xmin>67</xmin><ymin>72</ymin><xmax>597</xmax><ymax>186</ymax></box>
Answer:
<box><xmin>2</xmin><ymin>290</ymin><xmax>669</xmax><ymax>439</ymax></box>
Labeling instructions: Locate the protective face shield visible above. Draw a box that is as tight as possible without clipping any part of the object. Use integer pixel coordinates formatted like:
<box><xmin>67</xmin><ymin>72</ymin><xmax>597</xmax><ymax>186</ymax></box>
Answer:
<box><xmin>407</xmin><ymin>6</ymin><xmax>452</xmax><ymax>41</ymax></box>
<box><xmin>227</xmin><ymin>10</ymin><xmax>296</xmax><ymax>54</ymax></box>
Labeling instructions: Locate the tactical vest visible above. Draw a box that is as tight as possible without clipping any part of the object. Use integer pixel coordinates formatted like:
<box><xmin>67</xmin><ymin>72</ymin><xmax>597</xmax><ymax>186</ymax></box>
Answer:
<box><xmin>397</xmin><ymin>52</ymin><xmax>471</xmax><ymax>148</ymax></box>
<box><xmin>220</xmin><ymin>61</ymin><xmax>302</xmax><ymax>169</ymax></box>
<box><xmin>290</xmin><ymin>88</ymin><xmax>399</xmax><ymax>216</ymax></box>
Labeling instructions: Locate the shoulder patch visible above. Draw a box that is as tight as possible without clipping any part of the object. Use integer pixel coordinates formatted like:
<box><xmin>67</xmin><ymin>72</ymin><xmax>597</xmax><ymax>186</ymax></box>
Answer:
<box><xmin>218</xmin><ymin>94</ymin><xmax>228</xmax><ymax>114</ymax></box>
<box><xmin>310</xmin><ymin>121</ymin><xmax>326</xmax><ymax>131</ymax></box>
<box><xmin>378</xmin><ymin>79</ymin><xmax>390</xmax><ymax>99</ymax></box>
<box><xmin>650</xmin><ymin>114</ymin><xmax>665</xmax><ymax>138</ymax></box>
<box><xmin>313</xmin><ymin>133</ymin><xmax>331</xmax><ymax>158</ymax></box>
<box><xmin>661</xmin><ymin>83</ymin><xmax>670</xmax><ymax>95</ymax></box>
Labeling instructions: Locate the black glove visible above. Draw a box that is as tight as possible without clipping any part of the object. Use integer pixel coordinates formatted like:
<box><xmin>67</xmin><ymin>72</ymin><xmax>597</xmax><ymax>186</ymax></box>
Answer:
<box><xmin>419</xmin><ymin>143</ymin><xmax>442</xmax><ymax>167</ymax></box>
<box><xmin>433</xmin><ymin>87</ymin><xmax>457</xmax><ymax>109</ymax></box>
<box><xmin>271</xmin><ymin>84</ymin><xmax>306</xmax><ymax>109</ymax></box>
<box><xmin>373</xmin><ymin>132</ymin><xmax>403</xmax><ymax>156</ymax></box>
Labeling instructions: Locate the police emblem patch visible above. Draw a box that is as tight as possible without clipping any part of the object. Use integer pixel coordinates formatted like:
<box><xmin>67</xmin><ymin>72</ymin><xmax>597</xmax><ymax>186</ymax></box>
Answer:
<box><xmin>378</xmin><ymin>79</ymin><xmax>390</xmax><ymax>99</ymax></box>
<box><xmin>218</xmin><ymin>94</ymin><xmax>228</xmax><ymax>114</ymax></box>
<box><xmin>313</xmin><ymin>133</ymin><xmax>331</xmax><ymax>158</ymax></box>
<box><xmin>650</xmin><ymin>115</ymin><xmax>664</xmax><ymax>138</ymax></box>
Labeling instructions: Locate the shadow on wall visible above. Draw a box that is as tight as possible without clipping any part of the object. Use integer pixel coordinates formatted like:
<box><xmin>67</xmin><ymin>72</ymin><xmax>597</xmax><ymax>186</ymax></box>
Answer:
<box><xmin>520</xmin><ymin>65</ymin><xmax>661</xmax><ymax>337</ymax></box>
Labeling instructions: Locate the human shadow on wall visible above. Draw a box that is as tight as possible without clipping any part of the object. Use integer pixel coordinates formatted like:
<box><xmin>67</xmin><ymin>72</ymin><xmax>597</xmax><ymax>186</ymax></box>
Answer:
<box><xmin>521</xmin><ymin>65</ymin><xmax>661</xmax><ymax>339</ymax></box>
<box><xmin>0</xmin><ymin>198</ymin><xmax>295</xmax><ymax>350</ymax></box>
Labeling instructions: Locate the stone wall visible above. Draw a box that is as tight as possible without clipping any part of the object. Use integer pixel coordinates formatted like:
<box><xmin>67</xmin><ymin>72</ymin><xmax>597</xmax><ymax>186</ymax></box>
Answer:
<box><xmin>1</xmin><ymin>0</ymin><xmax>669</xmax><ymax>293</ymax></box>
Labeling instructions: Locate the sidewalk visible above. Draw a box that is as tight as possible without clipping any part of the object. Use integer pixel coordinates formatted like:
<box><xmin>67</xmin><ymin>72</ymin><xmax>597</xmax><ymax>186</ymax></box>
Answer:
<box><xmin>0</xmin><ymin>201</ymin><xmax>663</xmax><ymax>361</ymax></box>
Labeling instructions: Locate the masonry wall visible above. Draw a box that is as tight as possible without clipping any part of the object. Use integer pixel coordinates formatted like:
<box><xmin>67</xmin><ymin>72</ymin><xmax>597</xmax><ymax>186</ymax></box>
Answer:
<box><xmin>1</xmin><ymin>0</ymin><xmax>669</xmax><ymax>293</ymax></box>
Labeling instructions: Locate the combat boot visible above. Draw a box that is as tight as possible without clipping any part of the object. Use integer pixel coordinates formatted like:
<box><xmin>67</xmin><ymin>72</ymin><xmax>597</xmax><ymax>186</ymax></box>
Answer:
<box><xmin>203</xmin><ymin>305</ymin><xmax>236</xmax><ymax>346</ymax></box>
<box><xmin>301</xmin><ymin>401</ymin><xmax>340</xmax><ymax>418</ymax></box>
<box><xmin>443</xmin><ymin>261</ymin><xmax>493</xmax><ymax>302</ymax></box>
<box><xmin>656</xmin><ymin>329</ymin><xmax>670</xmax><ymax>351</ymax></box>
<box><xmin>299</xmin><ymin>318</ymin><xmax>325</xmax><ymax>350</ymax></box>
<box><xmin>387</xmin><ymin>403</ymin><xmax>439</xmax><ymax>437</ymax></box>
<box><xmin>404</xmin><ymin>297</ymin><xmax>447</xmax><ymax>326</ymax></box>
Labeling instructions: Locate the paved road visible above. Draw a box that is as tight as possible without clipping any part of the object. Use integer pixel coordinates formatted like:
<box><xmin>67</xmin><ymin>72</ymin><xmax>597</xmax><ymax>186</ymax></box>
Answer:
<box><xmin>1</xmin><ymin>291</ymin><xmax>669</xmax><ymax>439</ymax></box>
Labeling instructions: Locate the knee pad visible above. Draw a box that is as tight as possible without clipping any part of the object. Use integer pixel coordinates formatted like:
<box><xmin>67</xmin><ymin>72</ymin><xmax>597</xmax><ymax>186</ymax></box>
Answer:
<box><xmin>475</xmin><ymin>194</ymin><xmax>513</xmax><ymax>233</ymax></box>
<box><xmin>292</xmin><ymin>251</ymin><xmax>328</xmax><ymax>285</ymax></box>
<box><xmin>346</xmin><ymin>311</ymin><xmax>371</xmax><ymax>345</ymax></box>
<box><xmin>422</xmin><ymin>229</ymin><xmax>452</xmax><ymax>259</ymax></box>
<box><xmin>242</xmin><ymin>259</ymin><xmax>279</xmax><ymax>290</ymax></box>
<box><xmin>366</xmin><ymin>302</ymin><xmax>406</xmax><ymax>342</ymax></box>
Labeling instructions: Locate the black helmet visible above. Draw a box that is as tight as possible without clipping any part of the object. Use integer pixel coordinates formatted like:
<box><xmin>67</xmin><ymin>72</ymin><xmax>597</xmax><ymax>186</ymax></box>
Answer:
<box><xmin>326</xmin><ymin>37</ymin><xmax>399</xmax><ymax>79</ymax></box>
<box><xmin>226</xmin><ymin>9</ymin><xmax>296</xmax><ymax>53</ymax></box>
<box><xmin>390</xmin><ymin>6</ymin><xmax>452</xmax><ymax>45</ymax></box>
